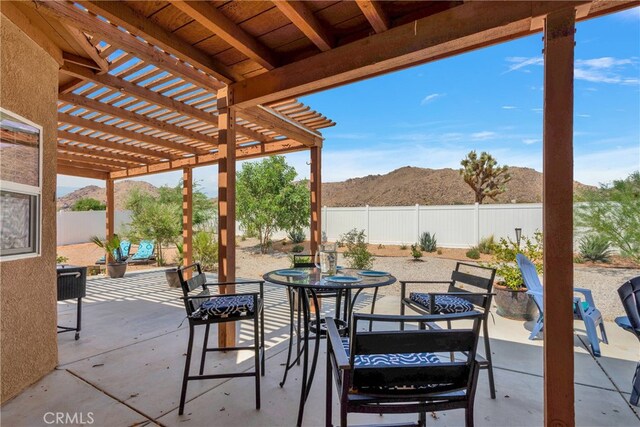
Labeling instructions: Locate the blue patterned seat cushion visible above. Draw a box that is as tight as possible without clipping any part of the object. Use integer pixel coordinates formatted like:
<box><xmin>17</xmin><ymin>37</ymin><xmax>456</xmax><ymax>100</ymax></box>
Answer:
<box><xmin>341</xmin><ymin>338</ymin><xmax>440</xmax><ymax>367</ymax></box>
<box><xmin>191</xmin><ymin>295</ymin><xmax>254</xmax><ymax>319</ymax></box>
<box><xmin>409</xmin><ymin>293</ymin><xmax>474</xmax><ymax>314</ymax></box>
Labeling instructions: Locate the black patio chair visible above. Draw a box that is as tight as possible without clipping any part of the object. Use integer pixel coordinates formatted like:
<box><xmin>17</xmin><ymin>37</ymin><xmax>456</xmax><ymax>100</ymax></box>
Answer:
<box><xmin>326</xmin><ymin>311</ymin><xmax>483</xmax><ymax>427</ymax></box>
<box><xmin>399</xmin><ymin>262</ymin><xmax>497</xmax><ymax>399</ymax></box>
<box><xmin>616</xmin><ymin>276</ymin><xmax>640</xmax><ymax>406</ymax></box>
<box><xmin>177</xmin><ymin>263</ymin><xmax>265</xmax><ymax>414</ymax></box>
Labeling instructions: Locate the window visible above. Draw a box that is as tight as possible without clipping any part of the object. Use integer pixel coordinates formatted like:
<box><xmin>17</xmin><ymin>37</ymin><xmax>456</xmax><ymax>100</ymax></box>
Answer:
<box><xmin>0</xmin><ymin>108</ymin><xmax>42</xmax><ymax>259</ymax></box>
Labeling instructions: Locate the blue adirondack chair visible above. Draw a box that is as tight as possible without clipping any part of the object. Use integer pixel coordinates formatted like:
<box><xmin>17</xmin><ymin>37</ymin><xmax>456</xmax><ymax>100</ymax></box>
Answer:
<box><xmin>516</xmin><ymin>253</ymin><xmax>608</xmax><ymax>356</ymax></box>
<box><xmin>615</xmin><ymin>276</ymin><xmax>640</xmax><ymax>406</ymax></box>
<box><xmin>128</xmin><ymin>240</ymin><xmax>155</xmax><ymax>263</ymax></box>
<box><xmin>95</xmin><ymin>239</ymin><xmax>131</xmax><ymax>264</ymax></box>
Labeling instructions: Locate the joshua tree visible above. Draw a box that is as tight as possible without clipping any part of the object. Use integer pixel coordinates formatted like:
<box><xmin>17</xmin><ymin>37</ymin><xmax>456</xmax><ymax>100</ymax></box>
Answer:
<box><xmin>460</xmin><ymin>151</ymin><xmax>511</xmax><ymax>204</ymax></box>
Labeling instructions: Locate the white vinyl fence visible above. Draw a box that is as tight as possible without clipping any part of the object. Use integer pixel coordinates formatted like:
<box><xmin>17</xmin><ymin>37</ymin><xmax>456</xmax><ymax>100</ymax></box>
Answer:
<box><xmin>58</xmin><ymin>203</ymin><xmax>544</xmax><ymax>248</ymax></box>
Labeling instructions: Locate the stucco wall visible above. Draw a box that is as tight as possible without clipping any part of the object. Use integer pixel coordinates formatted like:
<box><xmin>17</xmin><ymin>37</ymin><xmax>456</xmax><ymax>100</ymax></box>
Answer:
<box><xmin>0</xmin><ymin>14</ymin><xmax>59</xmax><ymax>403</ymax></box>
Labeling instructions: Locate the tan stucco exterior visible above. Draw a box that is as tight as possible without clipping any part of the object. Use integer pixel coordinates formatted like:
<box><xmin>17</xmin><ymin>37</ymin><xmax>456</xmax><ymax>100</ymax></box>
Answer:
<box><xmin>0</xmin><ymin>13</ymin><xmax>59</xmax><ymax>403</ymax></box>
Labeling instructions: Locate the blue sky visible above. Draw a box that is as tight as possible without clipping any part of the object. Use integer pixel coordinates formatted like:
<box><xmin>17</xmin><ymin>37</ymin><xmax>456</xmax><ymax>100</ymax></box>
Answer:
<box><xmin>58</xmin><ymin>7</ymin><xmax>640</xmax><ymax>197</ymax></box>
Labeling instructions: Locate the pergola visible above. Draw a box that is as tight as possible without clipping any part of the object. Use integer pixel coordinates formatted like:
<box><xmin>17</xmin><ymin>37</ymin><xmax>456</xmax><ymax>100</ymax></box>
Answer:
<box><xmin>7</xmin><ymin>1</ymin><xmax>638</xmax><ymax>425</ymax></box>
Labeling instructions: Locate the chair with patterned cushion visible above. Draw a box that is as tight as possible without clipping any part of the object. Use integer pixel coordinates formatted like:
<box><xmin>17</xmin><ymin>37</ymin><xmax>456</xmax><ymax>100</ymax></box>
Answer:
<box><xmin>326</xmin><ymin>311</ymin><xmax>483</xmax><ymax>427</ymax></box>
<box><xmin>177</xmin><ymin>263</ymin><xmax>265</xmax><ymax>414</ymax></box>
<box><xmin>128</xmin><ymin>240</ymin><xmax>155</xmax><ymax>264</ymax></box>
<box><xmin>517</xmin><ymin>253</ymin><xmax>608</xmax><ymax>356</ymax></box>
<box><xmin>616</xmin><ymin>276</ymin><xmax>640</xmax><ymax>406</ymax></box>
<box><xmin>399</xmin><ymin>262</ymin><xmax>497</xmax><ymax>399</ymax></box>
<box><xmin>95</xmin><ymin>239</ymin><xmax>131</xmax><ymax>264</ymax></box>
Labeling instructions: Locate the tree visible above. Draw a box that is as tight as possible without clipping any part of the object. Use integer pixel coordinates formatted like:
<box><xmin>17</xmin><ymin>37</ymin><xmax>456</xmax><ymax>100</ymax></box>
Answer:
<box><xmin>459</xmin><ymin>151</ymin><xmax>511</xmax><ymax>204</ymax></box>
<box><xmin>71</xmin><ymin>197</ymin><xmax>105</xmax><ymax>211</ymax></box>
<box><xmin>575</xmin><ymin>171</ymin><xmax>640</xmax><ymax>263</ymax></box>
<box><xmin>237</xmin><ymin>156</ymin><xmax>310</xmax><ymax>253</ymax></box>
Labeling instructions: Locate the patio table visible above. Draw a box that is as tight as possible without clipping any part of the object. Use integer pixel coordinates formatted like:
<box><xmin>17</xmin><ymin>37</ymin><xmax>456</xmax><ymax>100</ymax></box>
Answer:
<box><xmin>263</xmin><ymin>267</ymin><xmax>396</xmax><ymax>426</ymax></box>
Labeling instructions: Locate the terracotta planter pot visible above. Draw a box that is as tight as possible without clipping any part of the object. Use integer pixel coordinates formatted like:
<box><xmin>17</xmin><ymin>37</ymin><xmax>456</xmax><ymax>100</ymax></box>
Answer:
<box><xmin>106</xmin><ymin>262</ymin><xmax>127</xmax><ymax>279</ymax></box>
<box><xmin>494</xmin><ymin>283</ymin><xmax>537</xmax><ymax>321</ymax></box>
<box><xmin>165</xmin><ymin>268</ymin><xmax>181</xmax><ymax>288</ymax></box>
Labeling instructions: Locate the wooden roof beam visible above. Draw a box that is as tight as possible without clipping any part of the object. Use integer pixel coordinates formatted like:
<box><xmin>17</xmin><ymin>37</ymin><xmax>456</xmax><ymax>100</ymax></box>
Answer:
<box><xmin>77</xmin><ymin>1</ymin><xmax>237</xmax><ymax>84</ymax></box>
<box><xmin>235</xmin><ymin>106</ymin><xmax>322</xmax><ymax>147</ymax></box>
<box><xmin>356</xmin><ymin>1</ymin><xmax>390</xmax><ymax>33</ymax></box>
<box><xmin>57</xmin><ymin>163</ymin><xmax>110</xmax><ymax>179</ymax></box>
<box><xmin>273</xmin><ymin>1</ymin><xmax>333</xmax><ymax>52</ymax></box>
<box><xmin>57</xmin><ymin>151</ymin><xmax>138</xmax><ymax>169</ymax></box>
<box><xmin>59</xmin><ymin>93</ymin><xmax>211</xmax><ymax>154</ymax></box>
<box><xmin>58</xmin><ymin>141</ymin><xmax>153</xmax><ymax>164</ymax></box>
<box><xmin>61</xmin><ymin>23</ymin><xmax>109</xmax><ymax>73</ymax></box>
<box><xmin>233</xmin><ymin>1</ymin><xmax>608</xmax><ymax>107</ymax></box>
<box><xmin>172</xmin><ymin>1</ymin><xmax>278</xmax><ymax>70</ymax></box>
<box><xmin>31</xmin><ymin>0</ymin><xmax>228</xmax><ymax>89</ymax></box>
<box><xmin>58</xmin><ymin>114</ymin><xmax>177</xmax><ymax>160</ymax></box>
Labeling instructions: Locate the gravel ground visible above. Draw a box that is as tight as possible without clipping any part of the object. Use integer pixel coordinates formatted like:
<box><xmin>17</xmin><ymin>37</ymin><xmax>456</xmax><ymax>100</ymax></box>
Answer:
<box><xmin>236</xmin><ymin>240</ymin><xmax>640</xmax><ymax>321</ymax></box>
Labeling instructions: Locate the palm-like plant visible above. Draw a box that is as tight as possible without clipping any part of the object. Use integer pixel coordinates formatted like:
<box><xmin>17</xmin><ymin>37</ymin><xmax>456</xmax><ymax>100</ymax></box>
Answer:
<box><xmin>91</xmin><ymin>234</ymin><xmax>125</xmax><ymax>263</ymax></box>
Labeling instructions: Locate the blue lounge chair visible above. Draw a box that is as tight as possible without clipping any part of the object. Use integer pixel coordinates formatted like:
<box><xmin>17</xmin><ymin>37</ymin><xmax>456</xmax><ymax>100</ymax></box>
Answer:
<box><xmin>615</xmin><ymin>276</ymin><xmax>640</xmax><ymax>406</ymax></box>
<box><xmin>516</xmin><ymin>253</ymin><xmax>608</xmax><ymax>356</ymax></box>
<box><xmin>128</xmin><ymin>240</ymin><xmax>155</xmax><ymax>264</ymax></box>
<box><xmin>95</xmin><ymin>239</ymin><xmax>131</xmax><ymax>264</ymax></box>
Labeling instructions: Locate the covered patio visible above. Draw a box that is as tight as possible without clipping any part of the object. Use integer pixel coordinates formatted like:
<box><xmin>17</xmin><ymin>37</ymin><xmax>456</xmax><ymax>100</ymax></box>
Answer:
<box><xmin>1</xmin><ymin>270</ymin><xmax>638</xmax><ymax>426</ymax></box>
<box><xmin>1</xmin><ymin>1</ymin><xmax>639</xmax><ymax>426</ymax></box>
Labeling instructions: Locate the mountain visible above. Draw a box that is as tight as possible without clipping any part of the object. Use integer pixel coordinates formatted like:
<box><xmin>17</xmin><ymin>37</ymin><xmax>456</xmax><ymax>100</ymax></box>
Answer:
<box><xmin>321</xmin><ymin>166</ymin><xmax>593</xmax><ymax>207</ymax></box>
<box><xmin>57</xmin><ymin>181</ymin><xmax>159</xmax><ymax>211</ymax></box>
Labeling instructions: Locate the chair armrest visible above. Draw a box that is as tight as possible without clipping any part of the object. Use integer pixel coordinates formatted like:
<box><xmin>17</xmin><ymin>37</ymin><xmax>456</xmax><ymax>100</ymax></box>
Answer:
<box><xmin>573</xmin><ymin>287</ymin><xmax>596</xmax><ymax>308</ymax></box>
<box><xmin>326</xmin><ymin>317</ymin><xmax>350</xmax><ymax>370</ymax></box>
<box><xmin>615</xmin><ymin>316</ymin><xmax>636</xmax><ymax>333</ymax></box>
<box><xmin>208</xmin><ymin>281</ymin><xmax>265</xmax><ymax>286</ymax></box>
<box><xmin>181</xmin><ymin>292</ymin><xmax>260</xmax><ymax>300</ymax></box>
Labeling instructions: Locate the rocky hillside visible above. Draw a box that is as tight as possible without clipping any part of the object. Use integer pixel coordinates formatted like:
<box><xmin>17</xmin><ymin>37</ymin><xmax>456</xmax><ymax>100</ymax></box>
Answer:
<box><xmin>322</xmin><ymin>166</ymin><xmax>593</xmax><ymax>207</ymax></box>
<box><xmin>57</xmin><ymin>181</ymin><xmax>158</xmax><ymax>211</ymax></box>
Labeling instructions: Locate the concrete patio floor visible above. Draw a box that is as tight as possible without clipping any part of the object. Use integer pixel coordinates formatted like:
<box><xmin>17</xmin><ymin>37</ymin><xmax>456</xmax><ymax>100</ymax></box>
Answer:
<box><xmin>1</xmin><ymin>270</ymin><xmax>639</xmax><ymax>426</ymax></box>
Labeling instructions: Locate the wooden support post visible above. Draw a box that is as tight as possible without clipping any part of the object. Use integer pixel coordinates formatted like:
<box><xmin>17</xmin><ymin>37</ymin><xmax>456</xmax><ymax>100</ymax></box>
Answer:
<box><xmin>310</xmin><ymin>145</ymin><xmax>322</xmax><ymax>256</ymax></box>
<box><xmin>217</xmin><ymin>87</ymin><xmax>236</xmax><ymax>348</ymax></box>
<box><xmin>182</xmin><ymin>167</ymin><xmax>193</xmax><ymax>274</ymax></box>
<box><xmin>105</xmin><ymin>178</ymin><xmax>115</xmax><ymax>262</ymax></box>
<box><xmin>542</xmin><ymin>9</ymin><xmax>576</xmax><ymax>427</ymax></box>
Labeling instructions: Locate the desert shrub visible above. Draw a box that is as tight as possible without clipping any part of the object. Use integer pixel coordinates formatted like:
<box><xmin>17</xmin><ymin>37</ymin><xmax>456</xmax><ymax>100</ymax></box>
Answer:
<box><xmin>578</xmin><ymin>235</ymin><xmax>612</xmax><ymax>263</ymax></box>
<box><xmin>71</xmin><ymin>197</ymin><xmax>105</xmax><ymax>211</ymax></box>
<box><xmin>291</xmin><ymin>244</ymin><xmax>304</xmax><ymax>253</ymax></box>
<box><xmin>574</xmin><ymin>255</ymin><xmax>585</xmax><ymax>264</ymax></box>
<box><xmin>400</xmin><ymin>243</ymin><xmax>408</xmax><ymax>250</ymax></box>
<box><xmin>340</xmin><ymin>228</ymin><xmax>374</xmax><ymax>269</ymax></box>
<box><xmin>377</xmin><ymin>243</ymin><xmax>385</xmax><ymax>249</ymax></box>
<box><xmin>288</xmin><ymin>253</ymin><xmax>310</xmax><ymax>267</ymax></box>
<box><xmin>410</xmin><ymin>244</ymin><xmax>423</xmax><ymax>260</ymax></box>
<box><xmin>419</xmin><ymin>232</ymin><xmax>437</xmax><ymax>252</ymax></box>
<box><xmin>321</xmin><ymin>231</ymin><xmax>328</xmax><ymax>243</ymax></box>
<box><xmin>486</xmin><ymin>231</ymin><xmax>543</xmax><ymax>290</ymax></box>
<box><xmin>174</xmin><ymin>241</ymin><xmax>183</xmax><ymax>265</ymax></box>
<box><xmin>478</xmin><ymin>235</ymin><xmax>496</xmax><ymax>254</ymax></box>
<box><xmin>437</xmin><ymin>249</ymin><xmax>443</xmax><ymax>255</ymax></box>
<box><xmin>466</xmin><ymin>247</ymin><xmax>481</xmax><ymax>259</ymax></box>
<box><xmin>56</xmin><ymin>255</ymin><xmax>69</xmax><ymax>264</ymax></box>
<box><xmin>287</xmin><ymin>228</ymin><xmax>305</xmax><ymax>244</ymax></box>
<box><xmin>193</xmin><ymin>231</ymin><xmax>218</xmax><ymax>271</ymax></box>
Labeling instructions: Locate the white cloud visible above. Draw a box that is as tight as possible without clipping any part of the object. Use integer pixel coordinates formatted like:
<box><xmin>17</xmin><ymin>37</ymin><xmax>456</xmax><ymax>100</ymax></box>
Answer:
<box><xmin>576</xmin><ymin>114</ymin><xmax>591</xmax><ymax>118</ymax></box>
<box><xmin>471</xmin><ymin>131</ymin><xmax>497</xmax><ymax>140</ymax></box>
<box><xmin>522</xmin><ymin>138</ymin><xmax>539</xmax><ymax>145</ymax></box>
<box><xmin>574</xmin><ymin>146</ymin><xmax>640</xmax><ymax>186</ymax></box>
<box><xmin>502</xmin><ymin>105</ymin><xmax>517</xmax><ymax>110</ymax></box>
<box><xmin>420</xmin><ymin>93</ymin><xmax>444</xmax><ymax>105</ymax></box>
<box><xmin>503</xmin><ymin>56</ymin><xmax>543</xmax><ymax>73</ymax></box>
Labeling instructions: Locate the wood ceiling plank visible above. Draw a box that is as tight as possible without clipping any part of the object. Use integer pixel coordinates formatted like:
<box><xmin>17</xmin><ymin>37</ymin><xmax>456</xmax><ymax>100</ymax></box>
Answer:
<box><xmin>172</xmin><ymin>1</ymin><xmax>278</xmax><ymax>70</ymax></box>
<box><xmin>355</xmin><ymin>0</ymin><xmax>390</xmax><ymax>33</ymax></box>
<box><xmin>58</xmin><ymin>142</ymin><xmax>152</xmax><ymax>164</ymax></box>
<box><xmin>57</xmin><ymin>152</ymin><xmax>130</xmax><ymax>169</ymax></box>
<box><xmin>233</xmin><ymin>0</ymin><xmax>607</xmax><ymax>107</ymax></box>
<box><xmin>273</xmin><ymin>1</ymin><xmax>334</xmax><ymax>52</ymax></box>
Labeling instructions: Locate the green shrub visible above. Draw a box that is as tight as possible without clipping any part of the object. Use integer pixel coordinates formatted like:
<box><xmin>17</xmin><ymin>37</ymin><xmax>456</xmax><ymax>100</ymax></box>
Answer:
<box><xmin>377</xmin><ymin>243</ymin><xmax>385</xmax><ymax>249</ymax></box>
<box><xmin>410</xmin><ymin>244</ymin><xmax>423</xmax><ymax>260</ymax></box>
<box><xmin>291</xmin><ymin>244</ymin><xmax>304</xmax><ymax>253</ymax></box>
<box><xmin>287</xmin><ymin>228</ymin><xmax>305</xmax><ymax>244</ymax></box>
<box><xmin>339</xmin><ymin>228</ymin><xmax>374</xmax><ymax>269</ymax></box>
<box><xmin>437</xmin><ymin>249</ymin><xmax>442</xmax><ymax>255</ymax></box>
<box><xmin>486</xmin><ymin>231</ymin><xmax>543</xmax><ymax>290</ymax></box>
<box><xmin>478</xmin><ymin>235</ymin><xmax>496</xmax><ymax>254</ymax></box>
<box><xmin>56</xmin><ymin>255</ymin><xmax>69</xmax><ymax>264</ymax></box>
<box><xmin>193</xmin><ymin>231</ymin><xmax>218</xmax><ymax>271</ymax></box>
<box><xmin>419</xmin><ymin>232</ymin><xmax>437</xmax><ymax>252</ymax></box>
<box><xmin>466</xmin><ymin>247</ymin><xmax>481</xmax><ymax>259</ymax></box>
<box><xmin>400</xmin><ymin>243</ymin><xmax>408</xmax><ymax>250</ymax></box>
<box><xmin>578</xmin><ymin>235</ymin><xmax>613</xmax><ymax>263</ymax></box>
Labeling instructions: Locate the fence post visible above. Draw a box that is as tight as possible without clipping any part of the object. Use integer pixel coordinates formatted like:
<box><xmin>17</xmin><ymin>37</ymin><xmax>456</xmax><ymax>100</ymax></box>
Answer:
<box><xmin>415</xmin><ymin>204</ymin><xmax>420</xmax><ymax>242</ymax></box>
<box><xmin>474</xmin><ymin>202</ymin><xmax>480</xmax><ymax>246</ymax></box>
<box><xmin>365</xmin><ymin>205</ymin><xmax>370</xmax><ymax>243</ymax></box>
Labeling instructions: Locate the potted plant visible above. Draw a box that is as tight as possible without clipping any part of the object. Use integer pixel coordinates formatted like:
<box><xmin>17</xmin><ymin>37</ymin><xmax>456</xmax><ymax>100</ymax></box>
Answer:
<box><xmin>91</xmin><ymin>235</ymin><xmax>127</xmax><ymax>278</ymax></box>
<box><xmin>165</xmin><ymin>241</ymin><xmax>183</xmax><ymax>288</ymax></box>
<box><xmin>487</xmin><ymin>232</ymin><xmax>543</xmax><ymax>320</ymax></box>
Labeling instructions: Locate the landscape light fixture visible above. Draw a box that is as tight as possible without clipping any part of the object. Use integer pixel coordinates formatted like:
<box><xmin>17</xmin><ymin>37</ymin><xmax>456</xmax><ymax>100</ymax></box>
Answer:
<box><xmin>515</xmin><ymin>227</ymin><xmax>522</xmax><ymax>249</ymax></box>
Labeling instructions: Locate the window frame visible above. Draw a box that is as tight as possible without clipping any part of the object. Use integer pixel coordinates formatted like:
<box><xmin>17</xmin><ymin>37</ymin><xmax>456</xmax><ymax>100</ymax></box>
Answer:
<box><xmin>0</xmin><ymin>107</ymin><xmax>43</xmax><ymax>261</ymax></box>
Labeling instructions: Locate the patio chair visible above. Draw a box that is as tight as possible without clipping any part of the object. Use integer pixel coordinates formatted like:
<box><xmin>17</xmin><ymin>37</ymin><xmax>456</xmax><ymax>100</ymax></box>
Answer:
<box><xmin>177</xmin><ymin>263</ymin><xmax>265</xmax><ymax>414</ymax></box>
<box><xmin>615</xmin><ymin>276</ymin><xmax>640</xmax><ymax>406</ymax></box>
<box><xmin>95</xmin><ymin>239</ymin><xmax>131</xmax><ymax>264</ymax></box>
<box><xmin>516</xmin><ymin>253</ymin><xmax>608</xmax><ymax>356</ymax></box>
<box><xmin>127</xmin><ymin>240</ymin><xmax>155</xmax><ymax>264</ymax></box>
<box><xmin>399</xmin><ymin>262</ymin><xmax>497</xmax><ymax>399</ymax></box>
<box><xmin>326</xmin><ymin>311</ymin><xmax>483</xmax><ymax>427</ymax></box>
